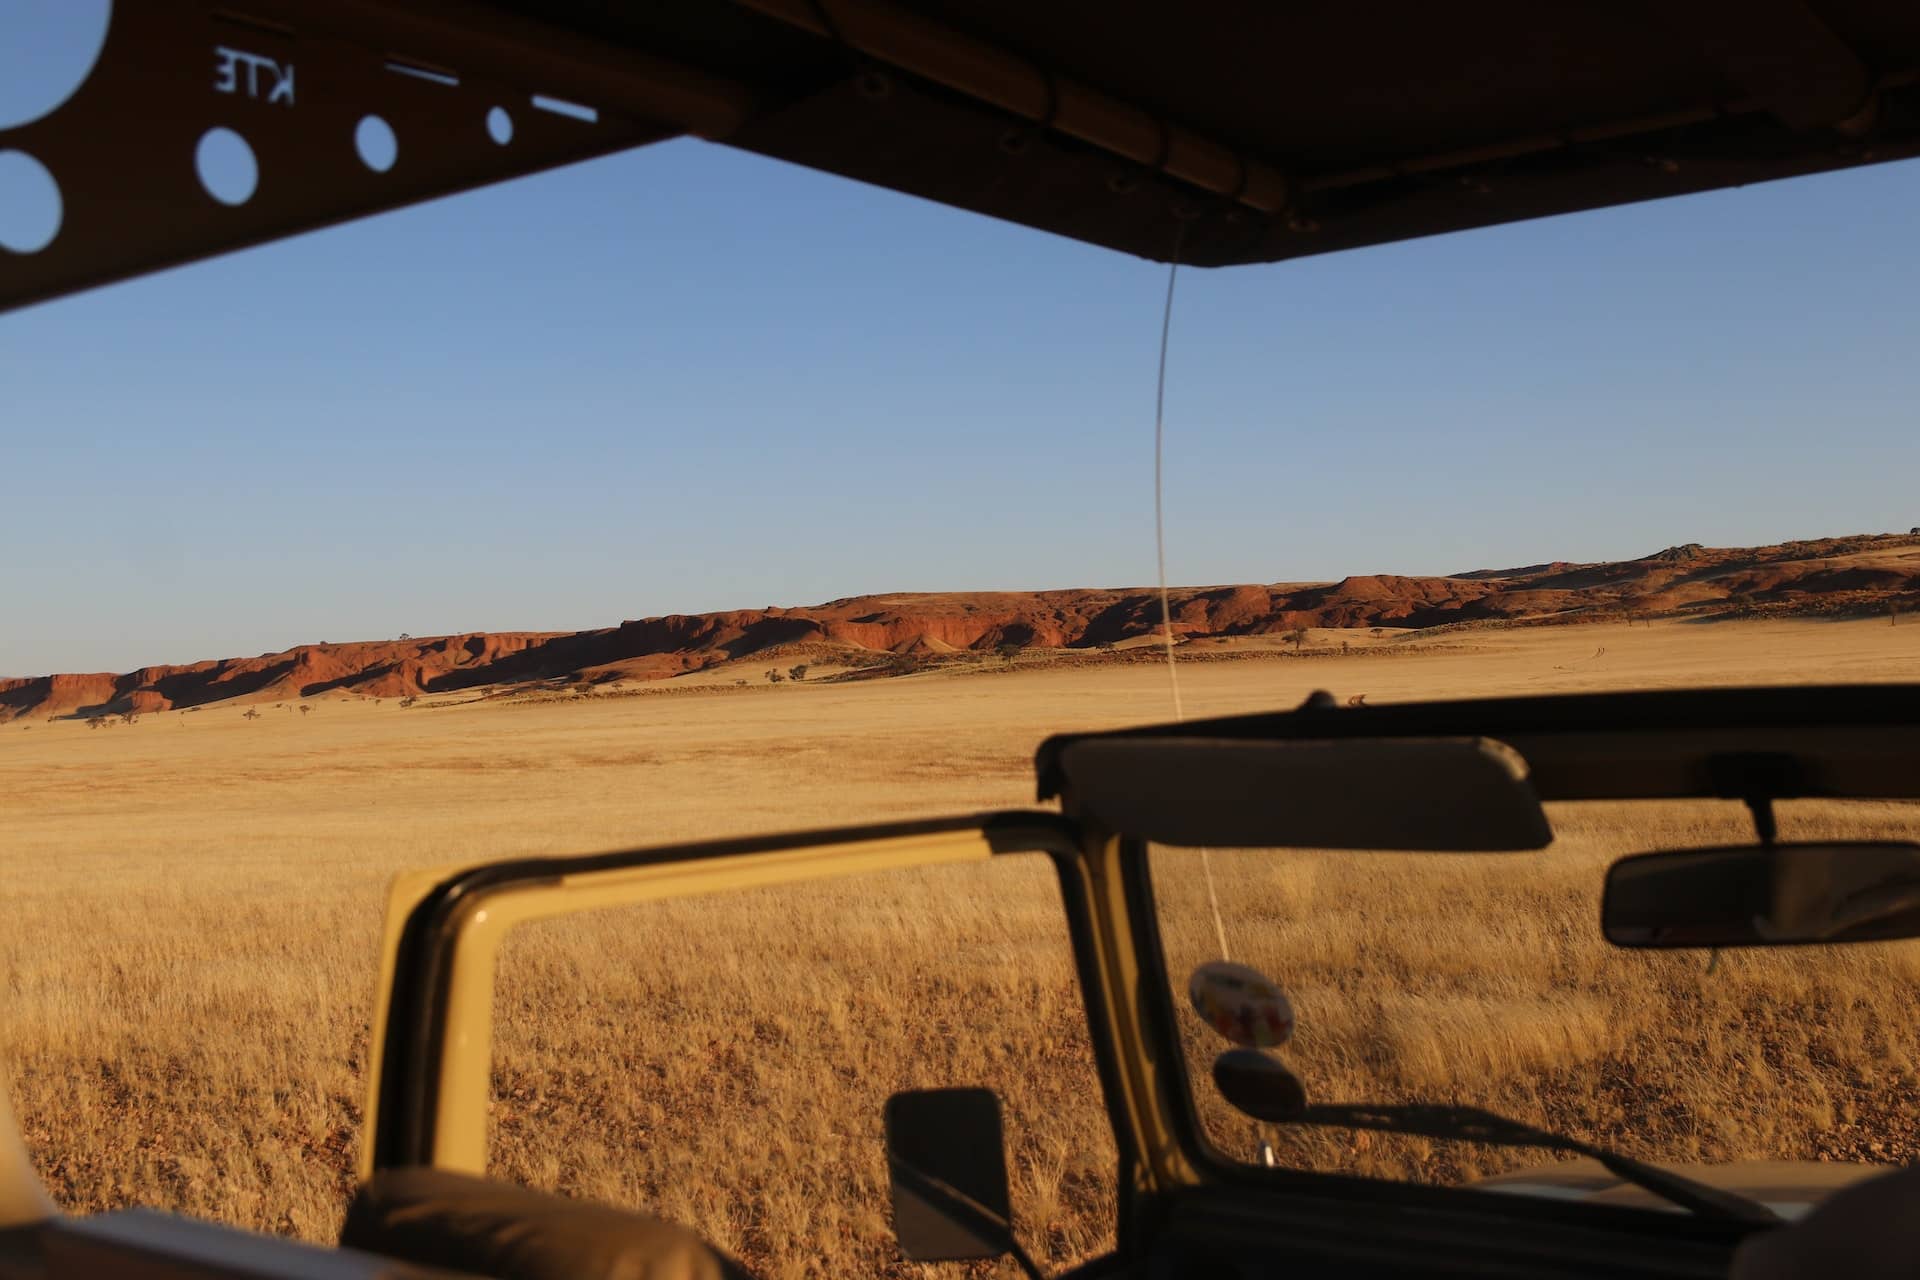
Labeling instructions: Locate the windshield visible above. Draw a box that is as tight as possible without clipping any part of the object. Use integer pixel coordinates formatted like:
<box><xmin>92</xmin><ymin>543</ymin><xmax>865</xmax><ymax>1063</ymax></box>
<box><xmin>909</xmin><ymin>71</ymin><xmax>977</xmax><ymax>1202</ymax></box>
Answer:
<box><xmin>1149</xmin><ymin>798</ymin><xmax>1920</xmax><ymax>1200</ymax></box>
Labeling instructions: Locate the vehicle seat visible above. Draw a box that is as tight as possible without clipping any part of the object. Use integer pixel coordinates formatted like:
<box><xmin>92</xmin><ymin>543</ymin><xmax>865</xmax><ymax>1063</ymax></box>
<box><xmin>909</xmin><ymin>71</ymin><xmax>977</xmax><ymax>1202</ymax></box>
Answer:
<box><xmin>341</xmin><ymin>1167</ymin><xmax>755</xmax><ymax>1280</ymax></box>
<box><xmin>1731</xmin><ymin>1162</ymin><xmax>1920</xmax><ymax>1280</ymax></box>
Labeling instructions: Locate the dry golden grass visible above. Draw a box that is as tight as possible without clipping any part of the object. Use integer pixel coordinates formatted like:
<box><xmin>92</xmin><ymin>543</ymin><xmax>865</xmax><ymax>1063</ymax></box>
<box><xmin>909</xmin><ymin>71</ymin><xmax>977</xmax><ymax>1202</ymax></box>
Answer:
<box><xmin>2</xmin><ymin>617</ymin><xmax>1917</xmax><ymax>1275</ymax></box>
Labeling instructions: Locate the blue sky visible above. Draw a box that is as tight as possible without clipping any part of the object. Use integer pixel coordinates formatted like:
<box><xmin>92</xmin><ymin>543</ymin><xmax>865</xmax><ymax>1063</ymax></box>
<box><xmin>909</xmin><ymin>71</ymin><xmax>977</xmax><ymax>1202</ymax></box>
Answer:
<box><xmin>5</xmin><ymin>13</ymin><xmax>1920</xmax><ymax>676</ymax></box>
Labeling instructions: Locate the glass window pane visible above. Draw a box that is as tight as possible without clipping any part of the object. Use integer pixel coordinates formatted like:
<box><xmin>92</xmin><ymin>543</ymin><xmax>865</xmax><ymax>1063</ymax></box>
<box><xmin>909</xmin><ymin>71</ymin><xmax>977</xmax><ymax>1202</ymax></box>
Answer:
<box><xmin>1151</xmin><ymin>799</ymin><xmax>1920</xmax><ymax>1190</ymax></box>
<box><xmin>492</xmin><ymin>854</ymin><xmax>1117</xmax><ymax>1275</ymax></box>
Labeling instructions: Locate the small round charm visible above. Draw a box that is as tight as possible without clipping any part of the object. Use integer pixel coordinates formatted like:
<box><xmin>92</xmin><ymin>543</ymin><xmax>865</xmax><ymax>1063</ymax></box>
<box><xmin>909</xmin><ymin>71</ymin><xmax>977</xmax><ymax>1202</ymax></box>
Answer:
<box><xmin>1188</xmin><ymin>961</ymin><xmax>1295</xmax><ymax>1048</ymax></box>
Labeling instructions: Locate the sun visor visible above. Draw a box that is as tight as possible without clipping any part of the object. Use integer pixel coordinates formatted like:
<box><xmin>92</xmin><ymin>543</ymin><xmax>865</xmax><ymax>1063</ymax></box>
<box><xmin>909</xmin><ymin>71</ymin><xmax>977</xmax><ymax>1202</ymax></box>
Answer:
<box><xmin>1055</xmin><ymin>736</ymin><xmax>1551</xmax><ymax>851</ymax></box>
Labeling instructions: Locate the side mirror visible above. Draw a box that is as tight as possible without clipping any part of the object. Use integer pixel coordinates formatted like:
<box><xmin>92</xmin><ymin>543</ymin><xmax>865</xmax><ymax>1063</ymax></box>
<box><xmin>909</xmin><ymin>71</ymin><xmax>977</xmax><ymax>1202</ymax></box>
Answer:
<box><xmin>1604</xmin><ymin>841</ymin><xmax>1920</xmax><ymax>947</ymax></box>
<box><xmin>884</xmin><ymin>1088</ymin><xmax>1036</xmax><ymax>1275</ymax></box>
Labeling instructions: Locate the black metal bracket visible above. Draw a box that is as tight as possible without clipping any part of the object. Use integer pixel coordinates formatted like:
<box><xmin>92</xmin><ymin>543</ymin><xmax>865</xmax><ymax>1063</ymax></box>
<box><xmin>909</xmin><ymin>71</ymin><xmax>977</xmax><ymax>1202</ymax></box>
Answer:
<box><xmin>0</xmin><ymin>2</ymin><xmax>696</xmax><ymax>315</ymax></box>
<box><xmin>1707</xmin><ymin>751</ymin><xmax>1805</xmax><ymax>843</ymax></box>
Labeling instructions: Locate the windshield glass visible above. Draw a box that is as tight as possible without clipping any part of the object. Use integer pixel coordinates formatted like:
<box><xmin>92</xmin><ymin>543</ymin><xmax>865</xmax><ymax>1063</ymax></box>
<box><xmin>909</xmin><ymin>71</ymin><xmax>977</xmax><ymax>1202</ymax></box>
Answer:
<box><xmin>1149</xmin><ymin>798</ymin><xmax>1920</xmax><ymax>1198</ymax></box>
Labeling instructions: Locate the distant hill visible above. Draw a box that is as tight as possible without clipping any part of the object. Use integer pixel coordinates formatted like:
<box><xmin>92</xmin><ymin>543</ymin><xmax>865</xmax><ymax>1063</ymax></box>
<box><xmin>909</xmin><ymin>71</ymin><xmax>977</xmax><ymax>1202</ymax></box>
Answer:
<box><xmin>5</xmin><ymin>531</ymin><xmax>1917</xmax><ymax>722</ymax></box>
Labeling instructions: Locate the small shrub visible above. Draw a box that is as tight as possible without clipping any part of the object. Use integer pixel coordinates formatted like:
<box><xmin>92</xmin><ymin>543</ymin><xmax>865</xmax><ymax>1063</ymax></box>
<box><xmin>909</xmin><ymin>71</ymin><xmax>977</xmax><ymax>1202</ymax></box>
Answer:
<box><xmin>788</xmin><ymin>664</ymin><xmax>809</xmax><ymax>682</ymax></box>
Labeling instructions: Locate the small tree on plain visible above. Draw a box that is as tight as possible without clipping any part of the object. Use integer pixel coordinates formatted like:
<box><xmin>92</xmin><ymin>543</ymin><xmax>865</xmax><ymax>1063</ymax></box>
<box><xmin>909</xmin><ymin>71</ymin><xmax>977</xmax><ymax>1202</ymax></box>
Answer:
<box><xmin>243</xmin><ymin>708</ymin><xmax>261</xmax><ymax>720</ymax></box>
<box><xmin>299</xmin><ymin>704</ymin><xmax>312</xmax><ymax>716</ymax></box>
<box><xmin>1284</xmin><ymin>627</ymin><xmax>1310</xmax><ymax>653</ymax></box>
<box><xmin>996</xmin><ymin>642</ymin><xmax>1023</xmax><ymax>664</ymax></box>
<box><xmin>766</xmin><ymin>669</ymin><xmax>784</xmax><ymax>684</ymax></box>
<box><xmin>398</xmin><ymin>696</ymin><xmax>416</xmax><ymax>709</ymax></box>
<box><xmin>1371</xmin><ymin>627</ymin><xmax>1387</xmax><ymax>639</ymax></box>
<box><xmin>788</xmin><ymin>664</ymin><xmax>809</xmax><ymax>682</ymax></box>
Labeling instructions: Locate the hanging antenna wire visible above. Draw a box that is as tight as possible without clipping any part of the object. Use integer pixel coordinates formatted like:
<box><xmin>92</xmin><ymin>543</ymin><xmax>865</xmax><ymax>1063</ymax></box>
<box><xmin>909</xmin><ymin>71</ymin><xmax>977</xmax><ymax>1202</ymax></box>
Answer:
<box><xmin>1153</xmin><ymin>246</ymin><xmax>1186</xmax><ymax>723</ymax></box>
<box><xmin>1151</xmin><ymin>221</ymin><xmax>1230</xmax><ymax>961</ymax></box>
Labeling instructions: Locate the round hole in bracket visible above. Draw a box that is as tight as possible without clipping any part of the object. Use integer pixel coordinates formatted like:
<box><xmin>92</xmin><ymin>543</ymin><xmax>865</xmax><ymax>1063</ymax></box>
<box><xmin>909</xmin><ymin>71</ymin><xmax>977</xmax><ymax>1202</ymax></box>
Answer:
<box><xmin>0</xmin><ymin>149</ymin><xmax>62</xmax><ymax>253</ymax></box>
<box><xmin>195</xmin><ymin>126</ymin><xmax>257</xmax><ymax>206</ymax></box>
<box><xmin>0</xmin><ymin>0</ymin><xmax>113</xmax><ymax>130</ymax></box>
<box><xmin>487</xmin><ymin>106</ymin><xmax>514</xmax><ymax>146</ymax></box>
<box><xmin>356</xmin><ymin>115</ymin><xmax>398</xmax><ymax>172</ymax></box>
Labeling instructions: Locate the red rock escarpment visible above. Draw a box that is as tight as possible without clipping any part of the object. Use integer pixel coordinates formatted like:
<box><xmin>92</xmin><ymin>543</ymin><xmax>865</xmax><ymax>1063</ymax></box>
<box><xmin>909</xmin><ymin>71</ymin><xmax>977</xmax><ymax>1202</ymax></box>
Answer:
<box><xmin>6</xmin><ymin>532</ymin><xmax>1916</xmax><ymax>721</ymax></box>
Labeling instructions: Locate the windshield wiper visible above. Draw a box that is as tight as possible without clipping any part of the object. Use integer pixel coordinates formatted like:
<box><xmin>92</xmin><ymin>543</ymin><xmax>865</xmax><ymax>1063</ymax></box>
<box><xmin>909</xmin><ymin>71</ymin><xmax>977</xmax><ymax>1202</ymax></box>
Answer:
<box><xmin>1295</xmin><ymin>1102</ymin><xmax>1783</xmax><ymax>1226</ymax></box>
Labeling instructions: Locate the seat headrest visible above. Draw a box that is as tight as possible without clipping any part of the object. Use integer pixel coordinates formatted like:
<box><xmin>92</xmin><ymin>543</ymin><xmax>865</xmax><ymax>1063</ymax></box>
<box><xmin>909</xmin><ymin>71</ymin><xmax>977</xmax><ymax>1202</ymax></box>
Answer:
<box><xmin>342</xmin><ymin>1167</ymin><xmax>753</xmax><ymax>1280</ymax></box>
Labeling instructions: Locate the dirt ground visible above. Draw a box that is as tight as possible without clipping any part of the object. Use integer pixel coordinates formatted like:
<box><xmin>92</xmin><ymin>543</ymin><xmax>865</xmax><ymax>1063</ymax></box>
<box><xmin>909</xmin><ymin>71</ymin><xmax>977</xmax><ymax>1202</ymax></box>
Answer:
<box><xmin>2</xmin><ymin>618</ymin><xmax>1916</xmax><ymax>1276</ymax></box>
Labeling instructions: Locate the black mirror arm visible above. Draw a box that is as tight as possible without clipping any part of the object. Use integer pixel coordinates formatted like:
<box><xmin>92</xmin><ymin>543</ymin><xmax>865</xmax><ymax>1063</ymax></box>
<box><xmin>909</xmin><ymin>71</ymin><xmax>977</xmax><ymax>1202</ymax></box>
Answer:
<box><xmin>1298</xmin><ymin>1104</ymin><xmax>1782</xmax><ymax>1226</ymax></box>
<box><xmin>888</xmin><ymin>1156</ymin><xmax>1046</xmax><ymax>1280</ymax></box>
<box><xmin>1572</xmin><ymin>1138</ymin><xmax>1781</xmax><ymax>1226</ymax></box>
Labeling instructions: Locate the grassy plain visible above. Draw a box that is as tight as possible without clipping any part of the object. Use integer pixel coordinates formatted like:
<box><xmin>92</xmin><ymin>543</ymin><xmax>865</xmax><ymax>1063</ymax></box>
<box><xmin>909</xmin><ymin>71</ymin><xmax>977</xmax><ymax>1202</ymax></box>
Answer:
<box><xmin>2</xmin><ymin>617</ymin><xmax>1917</xmax><ymax>1275</ymax></box>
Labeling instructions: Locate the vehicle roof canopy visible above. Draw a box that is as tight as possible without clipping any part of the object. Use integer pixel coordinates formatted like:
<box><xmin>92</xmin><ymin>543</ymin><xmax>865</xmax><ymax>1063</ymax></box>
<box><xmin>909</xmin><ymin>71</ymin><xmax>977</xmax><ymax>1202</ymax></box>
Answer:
<box><xmin>6</xmin><ymin>1</ymin><xmax>1920</xmax><ymax>312</ymax></box>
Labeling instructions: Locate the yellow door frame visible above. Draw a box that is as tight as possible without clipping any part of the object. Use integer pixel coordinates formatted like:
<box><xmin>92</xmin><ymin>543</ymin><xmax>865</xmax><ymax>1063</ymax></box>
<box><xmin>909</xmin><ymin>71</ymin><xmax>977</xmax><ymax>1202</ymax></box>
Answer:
<box><xmin>359</xmin><ymin>810</ymin><xmax>1200</xmax><ymax>1209</ymax></box>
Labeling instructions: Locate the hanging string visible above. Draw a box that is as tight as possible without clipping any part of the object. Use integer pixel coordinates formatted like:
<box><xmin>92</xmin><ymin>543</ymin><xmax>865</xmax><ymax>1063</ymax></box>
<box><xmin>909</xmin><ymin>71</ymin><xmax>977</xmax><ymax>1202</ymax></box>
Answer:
<box><xmin>1154</xmin><ymin>230</ymin><xmax>1187</xmax><ymax>722</ymax></box>
<box><xmin>1151</xmin><ymin>218</ymin><xmax>1230</xmax><ymax>961</ymax></box>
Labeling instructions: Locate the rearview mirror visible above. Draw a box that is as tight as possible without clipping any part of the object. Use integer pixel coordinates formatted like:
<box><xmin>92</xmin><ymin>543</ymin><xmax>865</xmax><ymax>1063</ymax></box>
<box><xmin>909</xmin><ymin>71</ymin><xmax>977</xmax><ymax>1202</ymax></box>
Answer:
<box><xmin>884</xmin><ymin>1088</ymin><xmax>1024</xmax><ymax>1268</ymax></box>
<box><xmin>1604</xmin><ymin>842</ymin><xmax>1920</xmax><ymax>947</ymax></box>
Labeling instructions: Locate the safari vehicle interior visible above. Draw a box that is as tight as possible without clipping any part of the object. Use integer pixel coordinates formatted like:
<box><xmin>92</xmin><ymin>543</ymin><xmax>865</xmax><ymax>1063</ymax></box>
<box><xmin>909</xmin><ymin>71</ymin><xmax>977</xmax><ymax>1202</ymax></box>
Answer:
<box><xmin>6</xmin><ymin>3</ymin><xmax>1920</xmax><ymax>1278</ymax></box>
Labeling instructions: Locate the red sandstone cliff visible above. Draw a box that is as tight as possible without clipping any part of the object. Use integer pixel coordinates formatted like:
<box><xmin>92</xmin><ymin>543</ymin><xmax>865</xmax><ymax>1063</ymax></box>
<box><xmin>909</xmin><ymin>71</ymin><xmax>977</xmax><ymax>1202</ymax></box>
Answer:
<box><xmin>5</xmin><ymin>532</ymin><xmax>1916</xmax><ymax>721</ymax></box>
